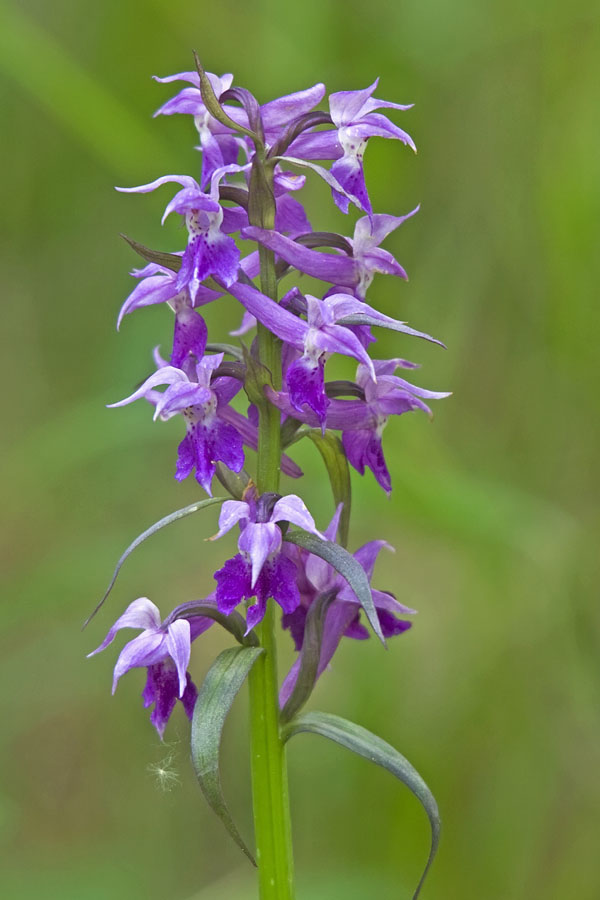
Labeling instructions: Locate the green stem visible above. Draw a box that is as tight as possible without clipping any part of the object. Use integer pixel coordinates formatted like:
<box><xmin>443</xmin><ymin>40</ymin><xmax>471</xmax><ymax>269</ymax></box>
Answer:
<box><xmin>247</xmin><ymin>157</ymin><xmax>295</xmax><ymax>899</ymax></box>
<box><xmin>248</xmin><ymin>602</ymin><xmax>295</xmax><ymax>899</ymax></box>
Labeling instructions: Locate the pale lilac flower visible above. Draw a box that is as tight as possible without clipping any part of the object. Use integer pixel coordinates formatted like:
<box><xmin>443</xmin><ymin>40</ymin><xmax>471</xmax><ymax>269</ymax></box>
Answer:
<box><xmin>212</xmin><ymin>492</ymin><xmax>324</xmax><ymax>631</ymax></box>
<box><xmin>280</xmin><ymin>507</ymin><xmax>414</xmax><ymax>705</ymax></box>
<box><xmin>88</xmin><ymin>597</ymin><xmax>214</xmax><ymax>738</ymax></box>
<box><xmin>328</xmin><ymin>79</ymin><xmax>415</xmax><ymax>214</ymax></box>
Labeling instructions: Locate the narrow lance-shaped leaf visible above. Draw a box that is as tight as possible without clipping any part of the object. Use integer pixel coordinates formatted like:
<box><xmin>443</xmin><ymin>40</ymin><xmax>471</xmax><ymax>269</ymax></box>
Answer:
<box><xmin>83</xmin><ymin>497</ymin><xmax>225</xmax><ymax>627</ymax></box>
<box><xmin>120</xmin><ymin>233</ymin><xmax>182</xmax><ymax>272</ymax></box>
<box><xmin>307</xmin><ymin>429</ymin><xmax>352</xmax><ymax>547</ymax></box>
<box><xmin>283</xmin><ymin>712</ymin><xmax>441</xmax><ymax>900</ymax></box>
<box><xmin>283</xmin><ymin>532</ymin><xmax>385</xmax><ymax>644</ymax></box>
<box><xmin>280</xmin><ymin>591</ymin><xmax>337</xmax><ymax>724</ymax></box>
<box><xmin>191</xmin><ymin>646</ymin><xmax>264</xmax><ymax>864</ymax></box>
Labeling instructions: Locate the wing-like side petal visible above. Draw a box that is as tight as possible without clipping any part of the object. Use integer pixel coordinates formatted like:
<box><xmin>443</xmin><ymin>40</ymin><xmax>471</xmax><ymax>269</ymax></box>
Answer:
<box><xmin>213</xmin><ymin>500</ymin><xmax>250</xmax><ymax>539</ymax></box>
<box><xmin>87</xmin><ymin>597</ymin><xmax>162</xmax><ymax>657</ymax></box>
<box><xmin>107</xmin><ymin>367</ymin><xmax>189</xmax><ymax>409</ymax></box>
<box><xmin>271</xmin><ymin>495</ymin><xmax>323</xmax><ymax>538</ymax></box>
<box><xmin>261</xmin><ymin>83</ymin><xmax>326</xmax><ymax>132</ymax></box>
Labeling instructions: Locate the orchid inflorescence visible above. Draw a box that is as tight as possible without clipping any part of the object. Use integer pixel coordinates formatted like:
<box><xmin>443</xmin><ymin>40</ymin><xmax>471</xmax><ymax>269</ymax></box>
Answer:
<box><xmin>87</xmin><ymin>56</ymin><xmax>445</xmax><ymax>899</ymax></box>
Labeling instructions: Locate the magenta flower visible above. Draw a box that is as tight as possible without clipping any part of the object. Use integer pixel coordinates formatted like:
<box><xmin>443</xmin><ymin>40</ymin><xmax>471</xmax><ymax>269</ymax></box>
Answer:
<box><xmin>88</xmin><ymin>597</ymin><xmax>214</xmax><ymax>738</ymax></box>
<box><xmin>212</xmin><ymin>492</ymin><xmax>324</xmax><ymax>631</ymax></box>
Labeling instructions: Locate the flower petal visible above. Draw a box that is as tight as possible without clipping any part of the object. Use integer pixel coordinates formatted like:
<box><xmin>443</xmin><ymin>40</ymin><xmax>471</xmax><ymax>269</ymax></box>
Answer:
<box><xmin>112</xmin><ymin>630</ymin><xmax>166</xmax><ymax>692</ymax></box>
<box><xmin>353</xmin><ymin>207</ymin><xmax>419</xmax><ymax>251</ymax></box>
<box><xmin>87</xmin><ymin>597</ymin><xmax>161</xmax><ymax>657</ymax></box>
<box><xmin>107</xmin><ymin>367</ymin><xmax>189</xmax><ymax>409</ymax></box>
<box><xmin>329</xmin><ymin>80</ymin><xmax>379</xmax><ymax>127</ymax></box>
<box><xmin>213</xmin><ymin>500</ymin><xmax>250</xmax><ymax>539</ymax></box>
<box><xmin>261</xmin><ymin>83</ymin><xmax>326</xmax><ymax>132</ymax></box>
<box><xmin>214</xmin><ymin>553</ymin><xmax>252</xmax><ymax>614</ymax></box>
<box><xmin>238</xmin><ymin>522</ymin><xmax>282</xmax><ymax>587</ymax></box>
<box><xmin>227</xmin><ymin>282</ymin><xmax>308</xmax><ymax>347</ymax></box>
<box><xmin>271</xmin><ymin>495</ymin><xmax>323</xmax><ymax>538</ymax></box>
<box><xmin>241</xmin><ymin>227</ymin><xmax>357</xmax><ymax>285</ymax></box>
<box><xmin>117</xmin><ymin>275</ymin><xmax>180</xmax><ymax>329</ymax></box>
<box><xmin>116</xmin><ymin>174</ymin><xmax>199</xmax><ymax>195</ymax></box>
<box><xmin>165</xmin><ymin>619</ymin><xmax>192</xmax><ymax>697</ymax></box>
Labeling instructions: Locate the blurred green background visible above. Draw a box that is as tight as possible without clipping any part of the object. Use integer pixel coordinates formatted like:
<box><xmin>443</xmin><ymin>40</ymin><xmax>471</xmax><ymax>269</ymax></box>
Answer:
<box><xmin>1</xmin><ymin>0</ymin><xmax>599</xmax><ymax>897</ymax></box>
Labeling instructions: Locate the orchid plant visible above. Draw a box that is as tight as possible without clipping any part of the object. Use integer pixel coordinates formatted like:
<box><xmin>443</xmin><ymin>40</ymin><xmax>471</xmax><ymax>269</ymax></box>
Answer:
<box><xmin>86</xmin><ymin>55</ymin><xmax>447</xmax><ymax>899</ymax></box>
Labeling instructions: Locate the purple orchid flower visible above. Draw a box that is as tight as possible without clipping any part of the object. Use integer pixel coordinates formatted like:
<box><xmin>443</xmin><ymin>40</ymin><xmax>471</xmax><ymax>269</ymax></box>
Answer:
<box><xmin>266</xmin><ymin>358</ymin><xmax>450</xmax><ymax>493</ymax></box>
<box><xmin>212</xmin><ymin>492</ymin><xmax>324</xmax><ymax>631</ymax></box>
<box><xmin>116</xmin><ymin>164</ymin><xmax>248</xmax><ymax>304</ymax></box>
<box><xmin>153</xmin><ymin>71</ymin><xmax>244</xmax><ymax>189</ymax></box>
<box><xmin>229</xmin><ymin>281</ymin><xmax>440</xmax><ymax>427</ymax></box>
<box><xmin>341</xmin><ymin>359</ymin><xmax>450</xmax><ymax>493</ymax></box>
<box><xmin>88</xmin><ymin>597</ymin><xmax>215</xmax><ymax>738</ymax></box>
<box><xmin>108</xmin><ymin>353</ymin><xmax>245</xmax><ymax>495</ymax></box>
<box><xmin>243</xmin><ymin>206</ymin><xmax>418</xmax><ymax>301</ymax></box>
<box><xmin>154</xmin><ymin>73</ymin><xmax>326</xmax><ymax>185</ymax></box>
<box><xmin>117</xmin><ymin>252</ymin><xmax>260</xmax><ymax>368</ymax></box>
<box><xmin>116</xmin><ymin>264</ymin><xmax>207</xmax><ymax>368</ymax></box>
<box><xmin>118</xmin><ymin>252</ymin><xmax>261</xmax><ymax>324</ymax></box>
<box><xmin>328</xmin><ymin>79</ymin><xmax>415</xmax><ymax>215</ymax></box>
<box><xmin>280</xmin><ymin>506</ymin><xmax>414</xmax><ymax>706</ymax></box>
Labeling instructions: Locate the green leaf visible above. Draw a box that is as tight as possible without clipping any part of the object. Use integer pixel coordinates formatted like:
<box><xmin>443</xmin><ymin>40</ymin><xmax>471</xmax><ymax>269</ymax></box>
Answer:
<box><xmin>191</xmin><ymin>647</ymin><xmax>264</xmax><ymax>864</ymax></box>
<box><xmin>283</xmin><ymin>712</ymin><xmax>440</xmax><ymax>899</ymax></box>
<box><xmin>280</xmin><ymin>591</ymin><xmax>337</xmax><ymax>724</ymax></box>
<box><xmin>214</xmin><ymin>462</ymin><xmax>250</xmax><ymax>500</ymax></box>
<box><xmin>83</xmin><ymin>497</ymin><xmax>225</xmax><ymax>627</ymax></box>
<box><xmin>307</xmin><ymin>430</ymin><xmax>352</xmax><ymax>547</ymax></box>
<box><xmin>283</xmin><ymin>532</ymin><xmax>385</xmax><ymax>644</ymax></box>
<box><xmin>120</xmin><ymin>233</ymin><xmax>182</xmax><ymax>272</ymax></box>
<box><xmin>192</xmin><ymin>51</ymin><xmax>257</xmax><ymax>141</ymax></box>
